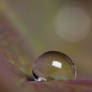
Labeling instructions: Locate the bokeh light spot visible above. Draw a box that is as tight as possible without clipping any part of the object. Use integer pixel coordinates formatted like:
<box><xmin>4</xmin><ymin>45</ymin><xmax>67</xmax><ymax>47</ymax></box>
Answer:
<box><xmin>55</xmin><ymin>6</ymin><xmax>91</xmax><ymax>42</ymax></box>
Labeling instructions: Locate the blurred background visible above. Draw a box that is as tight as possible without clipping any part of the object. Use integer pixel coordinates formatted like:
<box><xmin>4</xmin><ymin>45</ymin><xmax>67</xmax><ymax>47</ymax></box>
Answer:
<box><xmin>0</xmin><ymin>0</ymin><xmax>92</xmax><ymax>80</ymax></box>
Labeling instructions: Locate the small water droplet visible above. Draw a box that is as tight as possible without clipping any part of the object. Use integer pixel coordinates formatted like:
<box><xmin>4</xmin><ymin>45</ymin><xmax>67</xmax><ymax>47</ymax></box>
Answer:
<box><xmin>32</xmin><ymin>51</ymin><xmax>76</xmax><ymax>81</ymax></box>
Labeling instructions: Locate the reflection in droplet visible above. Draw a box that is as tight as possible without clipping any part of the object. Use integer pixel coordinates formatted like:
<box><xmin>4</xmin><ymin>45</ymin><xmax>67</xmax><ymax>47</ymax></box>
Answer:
<box><xmin>52</xmin><ymin>60</ymin><xmax>62</xmax><ymax>69</ymax></box>
<box><xmin>32</xmin><ymin>51</ymin><xmax>76</xmax><ymax>81</ymax></box>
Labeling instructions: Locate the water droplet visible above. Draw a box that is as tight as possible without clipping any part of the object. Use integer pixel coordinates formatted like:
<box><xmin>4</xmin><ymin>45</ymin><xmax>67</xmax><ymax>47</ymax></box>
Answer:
<box><xmin>32</xmin><ymin>51</ymin><xmax>76</xmax><ymax>81</ymax></box>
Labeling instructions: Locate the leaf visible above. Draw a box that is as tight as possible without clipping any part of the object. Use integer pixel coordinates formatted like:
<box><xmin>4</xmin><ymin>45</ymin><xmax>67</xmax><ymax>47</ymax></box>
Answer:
<box><xmin>20</xmin><ymin>80</ymin><xmax>92</xmax><ymax>92</ymax></box>
<box><xmin>0</xmin><ymin>13</ymin><xmax>34</xmax><ymax>74</ymax></box>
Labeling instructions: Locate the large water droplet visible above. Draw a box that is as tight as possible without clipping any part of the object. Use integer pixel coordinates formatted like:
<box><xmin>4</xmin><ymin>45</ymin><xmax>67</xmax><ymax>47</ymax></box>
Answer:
<box><xmin>32</xmin><ymin>51</ymin><xmax>76</xmax><ymax>81</ymax></box>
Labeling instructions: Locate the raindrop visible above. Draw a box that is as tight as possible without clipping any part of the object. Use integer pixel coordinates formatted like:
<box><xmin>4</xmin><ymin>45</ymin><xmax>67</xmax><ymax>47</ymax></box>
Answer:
<box><xmin>32</xmin><ymin>51</ymin><xmax>76</xmax><ymax>81</ymax></box>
